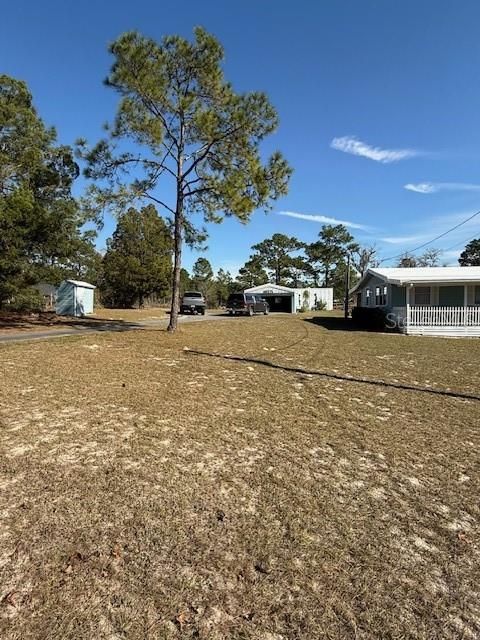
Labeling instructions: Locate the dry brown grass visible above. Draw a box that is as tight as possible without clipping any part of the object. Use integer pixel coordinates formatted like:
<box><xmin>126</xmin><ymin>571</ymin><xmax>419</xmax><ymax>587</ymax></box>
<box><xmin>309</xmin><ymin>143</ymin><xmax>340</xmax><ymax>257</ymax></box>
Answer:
<box><xmin>91</xmin><ymin>307</ymin><xmax>168</xmax><ymax>322</ymax></box>
<box><xmin>0</xmin><ymin>307</ymin><xmax>168</xmax><ymax>336</ymax></box>
<box><xmin>0</xmin><ymin>311</ymin><xmax>91</xmax><ymax>335</ymax></box>
<box><xmin>0</xmin><ymin>315</ymin><xmax>479</xmax><ymax>639</ymax></box>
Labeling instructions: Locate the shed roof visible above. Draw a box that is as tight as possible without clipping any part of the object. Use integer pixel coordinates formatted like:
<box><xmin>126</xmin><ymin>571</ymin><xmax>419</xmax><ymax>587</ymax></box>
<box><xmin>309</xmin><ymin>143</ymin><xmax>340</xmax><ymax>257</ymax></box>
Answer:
<box><xmin>65</xmin><ymin>279</ymin><xmax>96</xmax><ymax>289</ymax></box>
<box><xmin>351</xmin><ymin>266</ymin><xmax>480</xmax><ymax>293</ymax></box>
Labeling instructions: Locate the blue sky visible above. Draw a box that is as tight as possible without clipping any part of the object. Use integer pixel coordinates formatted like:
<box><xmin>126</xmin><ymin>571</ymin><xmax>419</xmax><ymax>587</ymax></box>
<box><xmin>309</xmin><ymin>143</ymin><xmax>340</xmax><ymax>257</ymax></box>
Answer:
<box><xmin>2</xmin><ymin>0</ymin><xmax>480</xmax><ymax>274</ymax></box>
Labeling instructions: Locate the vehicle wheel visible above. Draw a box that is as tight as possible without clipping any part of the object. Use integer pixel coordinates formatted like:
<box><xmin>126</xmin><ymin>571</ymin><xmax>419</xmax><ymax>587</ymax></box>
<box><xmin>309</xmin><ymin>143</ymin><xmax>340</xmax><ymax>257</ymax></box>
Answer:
<box><xmin>201</xmin><ymin>308</ymin><xmax>205</xmax><ymax>315</ymax></box>
<box><xmin>248</xmin><ymin>306</ymin><xmax>254</xmax><ymax>317</ymax></box>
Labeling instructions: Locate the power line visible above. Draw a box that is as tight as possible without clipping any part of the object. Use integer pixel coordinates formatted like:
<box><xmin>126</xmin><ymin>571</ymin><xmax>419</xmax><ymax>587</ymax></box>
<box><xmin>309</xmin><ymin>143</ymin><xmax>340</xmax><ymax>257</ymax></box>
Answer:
<box><xmin>442</xmin><ymin>233</ymin><xmax>478</xmax><ymax>253</ymax></box>
<box><xmin>378</xmin><ymin>209</ymin><xmax>480</xmax><ymax>264</ymax></box>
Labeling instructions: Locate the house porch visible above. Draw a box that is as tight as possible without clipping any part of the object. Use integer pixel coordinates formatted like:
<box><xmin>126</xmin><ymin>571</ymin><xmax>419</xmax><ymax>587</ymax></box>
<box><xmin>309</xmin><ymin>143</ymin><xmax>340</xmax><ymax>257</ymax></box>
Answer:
<box><xmin>392</xmin><ymin>282</ymin><xmax>480</xmax><ymax>337</ymax></box>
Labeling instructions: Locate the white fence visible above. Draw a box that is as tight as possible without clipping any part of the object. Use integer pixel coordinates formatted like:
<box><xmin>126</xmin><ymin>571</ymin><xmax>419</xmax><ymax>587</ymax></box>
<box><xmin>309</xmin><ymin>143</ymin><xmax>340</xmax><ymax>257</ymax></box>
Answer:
<box><xmin>408</xmin><ymin>306</ymin><xmax>480</xmax><ymax>327</ymax></box>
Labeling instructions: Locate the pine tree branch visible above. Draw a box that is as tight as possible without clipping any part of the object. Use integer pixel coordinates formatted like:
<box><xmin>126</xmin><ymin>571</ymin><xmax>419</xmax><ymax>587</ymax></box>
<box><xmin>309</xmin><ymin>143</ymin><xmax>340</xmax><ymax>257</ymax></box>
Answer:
<box><xmin>143</xmin><ymin>193</ymin><xmax>175</xmax><ymax>215</ymax></box>
<box><xmin>181</xmin><ymin>125</ymin><xmax>243</xmax><ymax>181</ymax></box>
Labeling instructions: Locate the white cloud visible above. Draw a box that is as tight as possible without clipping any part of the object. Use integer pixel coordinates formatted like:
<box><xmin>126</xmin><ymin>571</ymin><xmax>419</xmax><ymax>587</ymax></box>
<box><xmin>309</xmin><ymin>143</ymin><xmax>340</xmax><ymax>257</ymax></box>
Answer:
<box><xmin>330</xmin><ymin>136</ymin><xmax>419</xmax><ymax>163</ymax></box>
<box><xmin>404</xmin><ymin>183</ymin><xmax>436</xmax><ymax>193</ymax></box>
<box><xmin>380</xmin><ymin>234</ymin><xmax>428</xmax><ymax>245</ymax></box>
<box><xmin>278</xmin><ymin>210</ymin><xmax>369</xmax><ymax>230</ymax></box>
<box><xmin>405</xmin><ymin>182</ymin><xmax>480</xmax><ymax>194</ymax></box>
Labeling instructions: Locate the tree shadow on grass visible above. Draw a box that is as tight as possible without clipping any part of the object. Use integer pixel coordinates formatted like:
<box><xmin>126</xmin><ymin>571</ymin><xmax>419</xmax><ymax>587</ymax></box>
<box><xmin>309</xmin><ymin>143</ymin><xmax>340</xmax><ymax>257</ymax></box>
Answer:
<box><xmin>304</xmin><ymin>315</ymin><xmax>398</xmax><ymax>334</ymax></box>
<box><xmin>306</xmin><ymin>315</ymin><xmax>357</xmax><ymax>331</ymax></box>
<box><xmin>0</xmin><ymin>311</ymin><xmax>141</xmax><ymax>333</ymax></box>
<box><xmin>186</xmin><ymin>349</ymin><xmax>480</xmax><ymax>403</ymax></box>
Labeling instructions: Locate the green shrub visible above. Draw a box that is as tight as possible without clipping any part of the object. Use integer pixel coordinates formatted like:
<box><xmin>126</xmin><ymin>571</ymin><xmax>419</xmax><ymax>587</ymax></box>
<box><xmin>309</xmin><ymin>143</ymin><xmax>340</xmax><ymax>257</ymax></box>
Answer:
<box><xmin>315</xmin><ymin>300</ymin><xmax>327</xmax><ymax>311</ymax></box>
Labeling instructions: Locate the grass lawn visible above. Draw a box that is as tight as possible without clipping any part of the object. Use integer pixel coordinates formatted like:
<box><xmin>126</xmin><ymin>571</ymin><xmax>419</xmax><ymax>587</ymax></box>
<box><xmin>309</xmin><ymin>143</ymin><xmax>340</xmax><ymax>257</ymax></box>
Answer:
<box><xmin>0</xmin><ymin>315</ymin><xmax>479</xmax><ymax>639</ymax></box>
<box><xmin>91</xmin><ymin>307</ymin><xmax>168</xmax><ymax>322</ymax></box>
<box><xmin>0</xmin><ymin>307</ymin><xmax>169</xmax><ymax>336</ymax></box>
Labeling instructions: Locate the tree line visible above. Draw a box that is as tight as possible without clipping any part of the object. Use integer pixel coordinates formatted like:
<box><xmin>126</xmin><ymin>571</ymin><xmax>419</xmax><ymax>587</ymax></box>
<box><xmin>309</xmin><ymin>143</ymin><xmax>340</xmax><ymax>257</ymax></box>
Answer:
<box><xmin>99</xmin><ymin>217</ymin><xmax>480</xmax><ymax>309</ymax></box>
<box><xmin>100</xmin><ymin>219</ymin><xmax>377</xmax><ymax>307</ymax></box>
<box><xmin>1</xmin><ymin>27</ymin><xmax>480</xmax><ymax>321</ymax></box>
<box><xmin>99</xmin><ymin>218</ymin><xmax>361</xmax><ymax>308</ymax></box>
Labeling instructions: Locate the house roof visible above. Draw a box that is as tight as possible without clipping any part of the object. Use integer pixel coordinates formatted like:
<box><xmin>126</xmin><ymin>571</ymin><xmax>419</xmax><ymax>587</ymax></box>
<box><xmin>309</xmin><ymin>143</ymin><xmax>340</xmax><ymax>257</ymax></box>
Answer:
<box><xmin>351</xmin><ymin>266</ymin><xmax>480</xmax><ymax>293</ymax></box>
<box><xmin>65</xmin><ymin>279</ymin><xmax>96</xmax><ymax>289</ymax></box>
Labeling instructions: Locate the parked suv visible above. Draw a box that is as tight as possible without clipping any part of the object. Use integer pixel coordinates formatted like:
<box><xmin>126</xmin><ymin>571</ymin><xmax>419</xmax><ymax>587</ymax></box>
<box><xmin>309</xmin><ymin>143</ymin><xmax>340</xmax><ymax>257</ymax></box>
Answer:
<box><xmin>226</xmin><ymin>292</ymin><xmax>269</xmax><ymax>316</ymax></box>
<box><xmin>180</xmin><ymin>291</ymin><xmax>206</xmax><ymax>315</ymax></box>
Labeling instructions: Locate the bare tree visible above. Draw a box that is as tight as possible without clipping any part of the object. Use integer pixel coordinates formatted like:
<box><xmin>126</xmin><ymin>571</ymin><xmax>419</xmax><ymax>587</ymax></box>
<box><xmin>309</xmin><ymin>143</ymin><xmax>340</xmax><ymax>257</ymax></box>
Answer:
<box><xmin>417</xmin><ymin>248</ymin><xmax>442</xmax><ymax>267</ymax></box>
<box><xmin>397</xmin><ymin>253</ymin><xmax>417</xmax><ymax>268</ymax></box>
<box><xmin>352</xmin><ymin>245</ymin><xmax>378</xmax><ymax>276</ymax></box>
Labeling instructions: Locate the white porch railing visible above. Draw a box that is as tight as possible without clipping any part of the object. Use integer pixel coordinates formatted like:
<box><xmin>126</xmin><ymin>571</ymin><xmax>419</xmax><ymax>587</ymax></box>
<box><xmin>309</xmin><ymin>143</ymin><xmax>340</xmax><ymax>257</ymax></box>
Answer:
<box><xmin>408</xmin><ymin>306</ymin><xmax>480</xmax><ymax>327</ymax></box>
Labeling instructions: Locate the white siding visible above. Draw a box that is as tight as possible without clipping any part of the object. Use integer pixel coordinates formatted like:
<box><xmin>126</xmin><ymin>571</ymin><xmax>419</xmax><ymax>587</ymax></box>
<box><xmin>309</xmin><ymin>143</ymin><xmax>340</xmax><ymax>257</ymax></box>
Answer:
<box><xmin>75</xmin><ymin>286</ymin><xmax>94</xmax><ymax>315</ymax></box>
<box><xmin>297</xmin><ymin>288</ymin><xmax>333</xmax><ymax>311</ymax></box>
<box><xmin>244</xmin><ymin>284</ymin><xmax>333</xmax><ymax>312</ymax></box>
<box><xmin>55</xmin><ymin>280</ymin><xmax>95</xmax><ymax>316</ymax></box>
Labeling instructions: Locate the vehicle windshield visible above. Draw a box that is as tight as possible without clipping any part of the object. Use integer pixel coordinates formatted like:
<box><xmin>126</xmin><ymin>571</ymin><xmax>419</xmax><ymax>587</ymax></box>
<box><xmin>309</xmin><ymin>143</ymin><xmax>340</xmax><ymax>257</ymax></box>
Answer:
<box><xmin>184</xmin><ymin>292</ymin><xmax>202</xmax><ymax>298</ymax></box>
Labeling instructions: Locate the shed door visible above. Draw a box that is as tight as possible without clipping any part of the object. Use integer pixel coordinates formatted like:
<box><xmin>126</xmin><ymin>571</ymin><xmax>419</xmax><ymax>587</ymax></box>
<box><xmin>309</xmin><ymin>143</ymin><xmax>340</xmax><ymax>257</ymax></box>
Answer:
<box><xmin>75</xmin><ymin>287</ymin><xmax>88</xmax><ymax>316</ymax></box>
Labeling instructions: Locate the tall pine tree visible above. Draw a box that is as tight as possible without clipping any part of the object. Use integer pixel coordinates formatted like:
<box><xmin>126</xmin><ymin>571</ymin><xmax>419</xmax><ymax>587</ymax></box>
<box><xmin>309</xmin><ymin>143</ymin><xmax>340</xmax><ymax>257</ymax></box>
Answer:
<box><xmin>251</xmin><ymin>234</ymin><xmax>304</xmax><ymax>285</ymax></box>
<box><xmin>79</xmin><ymin>28</ymin><xmax>291</xmax><ymax>330</ymax></box>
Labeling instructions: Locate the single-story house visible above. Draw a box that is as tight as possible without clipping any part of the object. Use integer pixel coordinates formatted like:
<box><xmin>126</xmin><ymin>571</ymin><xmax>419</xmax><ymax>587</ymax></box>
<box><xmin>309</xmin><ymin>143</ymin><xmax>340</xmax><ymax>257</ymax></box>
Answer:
<box><xmin>244</xmin><ymin>283</ymin><xmax>333</xmax><ymax>313</ymax></box>
<box><xmin>55</xmin><ymin>280</ymin><xmax>96</xmax><ymax>317</ymax></box>
<box><xmin>351</xmin><ymin>266</ymin><xmax>480</xmax><ymax>336</ymax></box>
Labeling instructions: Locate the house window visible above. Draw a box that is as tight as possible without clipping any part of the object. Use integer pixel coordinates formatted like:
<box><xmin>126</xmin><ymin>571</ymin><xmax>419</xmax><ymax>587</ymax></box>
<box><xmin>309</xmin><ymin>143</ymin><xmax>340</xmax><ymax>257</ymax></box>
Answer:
<box><xmin>414</xmin><ymin>286</ymin><xmax>431</xmax><ymax>306</ymax></box>
<box><xmin>375</xmin><ymin>285</ymin><xmax>387</xmax><ymax>306</ymax></box>
<box><xmin>475</xmin><ymin>286</ymin><xmax>480</xmax><ymax>305</ymax></box>
<box><xmin>365</xmin><ymin>288</ymin><xmax>371</xmax><ymax>305</ymax></box>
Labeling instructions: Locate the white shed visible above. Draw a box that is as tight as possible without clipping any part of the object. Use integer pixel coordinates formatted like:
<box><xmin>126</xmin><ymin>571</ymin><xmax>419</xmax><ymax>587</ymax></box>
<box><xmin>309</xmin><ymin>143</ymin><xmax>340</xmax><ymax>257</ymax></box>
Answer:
<box><xmin>244</xmin><ymin>284</ymin><xmax>333</xmax><ymax>313</ymax></box>
<box><xmin>55</xmin><ymin>280</ymin><xmax>96</xmax><ymax>317</ymax></box>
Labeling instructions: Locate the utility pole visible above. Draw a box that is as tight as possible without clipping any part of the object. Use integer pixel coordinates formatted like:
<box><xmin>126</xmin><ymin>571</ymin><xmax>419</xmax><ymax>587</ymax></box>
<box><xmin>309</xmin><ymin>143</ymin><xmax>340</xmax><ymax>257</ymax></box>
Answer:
<box><xmin>344</xmin><ymin>253</ymin><xmax>351</xmax><ymax>319</ymax></box>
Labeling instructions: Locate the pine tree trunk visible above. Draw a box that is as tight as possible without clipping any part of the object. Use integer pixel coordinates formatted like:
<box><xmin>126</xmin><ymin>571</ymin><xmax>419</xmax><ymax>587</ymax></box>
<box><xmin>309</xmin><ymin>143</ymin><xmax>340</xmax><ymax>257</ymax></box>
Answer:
<box><xmin>168</xmin><ymin>124</ymin><xmax>184</xmax><ymax>333</ymax></box>
<box><xmin>167</xmin><ymin>200</ymin><xmax>183</xmax><ymax>332</ymax></box>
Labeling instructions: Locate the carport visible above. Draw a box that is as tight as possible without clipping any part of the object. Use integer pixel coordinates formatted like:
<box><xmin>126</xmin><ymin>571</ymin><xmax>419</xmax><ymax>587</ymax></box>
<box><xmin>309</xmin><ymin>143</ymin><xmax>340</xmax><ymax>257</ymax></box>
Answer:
<box><xmin>244</xmin><ymin>284</ymin><xmax>294</xmax><ymax>312</ymax></box>
<box><xmin>244</xmin><ymin>283</ymin><xmax>334</xmax><ymax>313</ymax></box>
<box><xmin>261</xmin><ymin>293</ymin><xmax>292</xmax><ymax>312</ymax></box>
